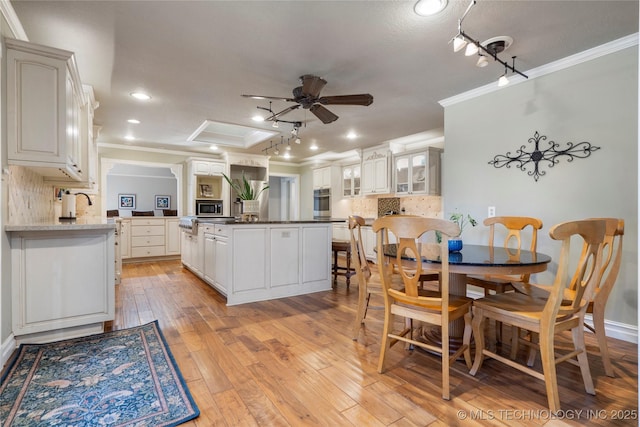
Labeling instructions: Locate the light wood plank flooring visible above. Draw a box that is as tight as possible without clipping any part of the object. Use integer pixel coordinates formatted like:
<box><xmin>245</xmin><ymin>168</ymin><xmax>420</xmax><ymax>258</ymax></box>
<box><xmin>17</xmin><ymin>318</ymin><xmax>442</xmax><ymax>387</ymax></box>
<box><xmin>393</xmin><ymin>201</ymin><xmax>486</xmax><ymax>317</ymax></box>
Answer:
<box><xmin>109</xmin><ymin>260</ymin><xmax>638</xmax><ymax>426</ymax></box>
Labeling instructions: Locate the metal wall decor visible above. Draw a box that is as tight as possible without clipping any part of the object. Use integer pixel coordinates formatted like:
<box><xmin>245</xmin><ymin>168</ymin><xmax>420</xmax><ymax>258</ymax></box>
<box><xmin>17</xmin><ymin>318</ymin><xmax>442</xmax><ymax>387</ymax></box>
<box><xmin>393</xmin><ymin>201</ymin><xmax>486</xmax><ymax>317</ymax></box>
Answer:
<box><xmin>489</xmin><ymin>131</ymin><xmax>600</xmax><ymax>181</ymax></box>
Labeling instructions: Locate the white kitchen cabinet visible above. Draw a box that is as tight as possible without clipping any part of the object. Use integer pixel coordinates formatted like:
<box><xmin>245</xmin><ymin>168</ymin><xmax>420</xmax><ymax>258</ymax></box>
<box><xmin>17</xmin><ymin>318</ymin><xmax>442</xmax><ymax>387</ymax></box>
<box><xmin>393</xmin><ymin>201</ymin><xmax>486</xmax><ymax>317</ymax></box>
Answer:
<box><xmin>165</xmin><ymin>218</ymin><xmax>181</xmax><ymax>255</ymax></box>
<box><xmin>120</xmin><ymin>219</ymin><xmax>131</xmax><ymax>259</ymax></box>
<box><xmin>9</xmin><ymin>226</ymin><xmax>115</xmax><ymax>343</ymax></box>
<box><xmin>332</xmin><ymin>222</ymin><xmax>349</xmax><ymax>241</ymax></box>
<box><xmin>130</xmin><ymin>218</ymin><xmax>165</xmax><ymax>258</ymax></box>
<box><xmin>180</xmin><ymin>230</ymin><xmax>196</xmax><ymax>273</ymax></box>
<box><xmin>193</xmin><ymin>160</ymin><xmax>225</xmax><ymax>176</ymax></box>
<box><xmin>342</xmin><ymin>164</ymin><xmax>361</xmax><ymax>197</ymax></box>
<box><xmin>394</xmin><ymin>147</ymin><xmax>442</xmax><ymax>195</ymax></box>
<box><xmin>6</xmin><ymin>38</ymin><xmax>87</xmax><ymax>182</ymax></box>
<box><xmin>361</xmin><ymin>146</ymin><xmax>391</xmax><ymax>194</ymax></box>
<box><xmin>194</xmin><ymin>222</ymin><xmax>331</xmax><ymax>305</ymax></box>
<box><xmin>313</xmin><ymin>165</ymin><xmax>342</xmax><ymax>191</ymax></box>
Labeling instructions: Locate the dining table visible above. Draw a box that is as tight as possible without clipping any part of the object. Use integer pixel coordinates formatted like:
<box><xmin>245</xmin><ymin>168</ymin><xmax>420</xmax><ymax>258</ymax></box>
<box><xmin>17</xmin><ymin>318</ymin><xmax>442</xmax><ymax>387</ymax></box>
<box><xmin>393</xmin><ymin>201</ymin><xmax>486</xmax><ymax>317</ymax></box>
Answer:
<box><xmin>380</xmin><ymin>243</ymin><xmax>552</xmax><ymax>341</ymax></box>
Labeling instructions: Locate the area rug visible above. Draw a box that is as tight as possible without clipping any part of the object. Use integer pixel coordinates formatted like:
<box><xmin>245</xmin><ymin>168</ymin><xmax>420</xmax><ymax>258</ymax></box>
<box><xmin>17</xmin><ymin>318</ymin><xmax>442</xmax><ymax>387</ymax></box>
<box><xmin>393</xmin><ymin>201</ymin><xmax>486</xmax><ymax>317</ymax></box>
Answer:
<box><xmin>0</xmin><ymin>321</ymin><xmax>199</xmax><ymax>426</ymax></box>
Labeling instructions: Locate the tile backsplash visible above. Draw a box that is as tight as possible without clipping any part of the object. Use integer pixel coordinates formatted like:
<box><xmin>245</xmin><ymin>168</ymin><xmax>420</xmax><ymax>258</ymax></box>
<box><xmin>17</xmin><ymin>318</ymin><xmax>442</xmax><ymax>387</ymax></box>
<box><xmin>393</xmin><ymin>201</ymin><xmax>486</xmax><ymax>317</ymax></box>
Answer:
<box><xmin>351</xmin><ymin>195</ymin><xmax>442</xmax><ymax>219</ymax></box>
<box><xmin>7</xmin><ymin>166</ymin><xmax>97</xmax><ymax>223</ymax></box>
<box><xmin>7</xmin><ymin>166</ymin><xmax>54</xmax><ymax>223</ymax></box>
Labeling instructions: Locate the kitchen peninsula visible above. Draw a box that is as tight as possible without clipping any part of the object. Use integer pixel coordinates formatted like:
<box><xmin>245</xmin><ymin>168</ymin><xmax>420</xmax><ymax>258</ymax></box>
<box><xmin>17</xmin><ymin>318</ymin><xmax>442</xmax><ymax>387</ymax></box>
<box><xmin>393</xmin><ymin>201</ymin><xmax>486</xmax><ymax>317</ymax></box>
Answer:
<box><xmin>6</xmin><ymin>220</ymin><xmax>116</xmax><ymax>344</ymax></box>
<box><xmin>181</xmin><ymin>219</ymin><xmax>332</xmax><ymax>305</ymax></box>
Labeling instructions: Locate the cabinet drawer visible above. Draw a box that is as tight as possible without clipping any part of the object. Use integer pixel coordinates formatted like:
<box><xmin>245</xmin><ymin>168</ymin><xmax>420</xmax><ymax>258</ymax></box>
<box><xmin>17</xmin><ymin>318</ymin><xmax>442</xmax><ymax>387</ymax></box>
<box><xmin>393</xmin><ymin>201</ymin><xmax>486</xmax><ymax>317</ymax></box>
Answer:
<box><xmin>131</xmin><ymin>246</ymin><xmax>165</xmax><ymax>258</ymax></box>
<box><xmin>213</xmin><ymin>225</ymin><xmax>228</xmax><ymax>237</ymax></box>
<box><xmin>131</xmin><ymin>235</ymin><xmax>164</xmax><ymax>247</ymax></box>
<box><xmin>131</xmin><ymin>225</ymin><xmax>164</xmax><ymax>236</ymax></box>
<box><xmin>132</xmin><ymin>218</ymin><xmax>164</xmax><ymax>227</ymax></box>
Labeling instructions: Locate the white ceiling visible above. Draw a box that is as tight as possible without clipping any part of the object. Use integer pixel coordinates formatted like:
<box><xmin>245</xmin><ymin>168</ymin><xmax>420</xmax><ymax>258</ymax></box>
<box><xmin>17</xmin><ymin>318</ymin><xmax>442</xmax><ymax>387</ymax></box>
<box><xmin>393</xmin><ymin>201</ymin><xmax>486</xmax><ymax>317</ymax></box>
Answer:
<box><xmin>10</xmin><ymin>1</ymin><xmax>638</xmax><ymax>164</ymax></box>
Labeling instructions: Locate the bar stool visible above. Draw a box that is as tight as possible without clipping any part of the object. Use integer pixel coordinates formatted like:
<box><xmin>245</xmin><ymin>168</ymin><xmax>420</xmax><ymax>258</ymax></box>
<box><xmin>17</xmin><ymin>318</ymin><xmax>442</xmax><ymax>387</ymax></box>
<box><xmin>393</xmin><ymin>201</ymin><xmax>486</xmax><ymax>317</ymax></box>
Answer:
<box><xmin>332</xmin><ymin>240</ymin><xmax>355</xmax><ymax>287</ymax></box>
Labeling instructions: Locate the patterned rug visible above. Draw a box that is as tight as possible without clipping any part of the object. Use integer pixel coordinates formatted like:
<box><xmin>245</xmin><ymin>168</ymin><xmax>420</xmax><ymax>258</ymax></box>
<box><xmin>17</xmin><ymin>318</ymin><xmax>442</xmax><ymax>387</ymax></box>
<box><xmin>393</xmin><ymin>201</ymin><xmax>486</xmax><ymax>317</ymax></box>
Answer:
<box><xmin>0</xmin><ymin>321</ymin><xmax>199</xmax><ymax>426</ymax></box>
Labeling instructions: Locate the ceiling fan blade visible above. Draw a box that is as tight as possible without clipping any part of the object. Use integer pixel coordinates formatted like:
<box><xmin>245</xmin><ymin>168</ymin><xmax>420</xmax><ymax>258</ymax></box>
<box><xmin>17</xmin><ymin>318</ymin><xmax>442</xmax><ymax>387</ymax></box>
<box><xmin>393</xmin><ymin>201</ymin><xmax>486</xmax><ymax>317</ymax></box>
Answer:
<box><xmin>242</xmin><ymin>94</ymin><xmax>295</xmax><ymax>102</ymax></box>
<box><xmin>310</xmin><ymin>104</ymin><xmax>339</xmax><ymax>124</ymax></box>
<box><xmin>265</xmin><ymin>104</ymin><xmax>301</xmax><ymax>121</ymax></box>
<box><xmin>318</xmin><ymin>94</ymin><xmax>374</xmax><ymax>106</ymax></box>
<box><xmin>300</xmin><ymin>75</ymin><xmax>327</xmax><ymax>98</ymax></box>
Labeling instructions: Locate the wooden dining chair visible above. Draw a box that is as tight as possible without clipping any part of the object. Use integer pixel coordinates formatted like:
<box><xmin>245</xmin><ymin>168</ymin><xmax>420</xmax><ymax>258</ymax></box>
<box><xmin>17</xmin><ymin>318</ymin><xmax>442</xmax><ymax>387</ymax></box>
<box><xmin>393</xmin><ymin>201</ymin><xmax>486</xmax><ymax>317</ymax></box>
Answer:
<box><xmin>467</xmin><ymin>216</ymin><xmax>543</xmax><ymax>346</ymax></box>
<box><xmin>513</xmin><ymin>218</ymin><xmax>624</xmax><ymax>377</ymax></box>
<box><xmin>467</xmin><ymin>216</ymin><xmax>543</xmax><ymax>295</ymax></box>
<box><xmin>374</xmin><ymin>216</ymin><xmax>472</xmax><ymax>400</ymax></box>
<box><xmin>350</xmin><ymin>215</ymin><xmax>383</xmax><ymax>339</ymax></box>
<box><xmin>467</xmin><ymin>219</ymin><xmax>606</xmax><ymax>412</ymax></box>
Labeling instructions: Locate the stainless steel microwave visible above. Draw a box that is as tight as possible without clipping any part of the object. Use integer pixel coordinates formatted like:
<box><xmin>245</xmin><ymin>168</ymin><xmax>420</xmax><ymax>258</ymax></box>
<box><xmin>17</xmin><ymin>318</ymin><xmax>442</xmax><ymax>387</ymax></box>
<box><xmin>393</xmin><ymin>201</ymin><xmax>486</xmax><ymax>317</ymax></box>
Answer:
<box><xmin>313</xmin><ymin>188</ymin><xmax>331</xmax><ymax>219</ymax></box>
<box><xmin>196</xmin><ymin>199</ymin><xmax>223</xmax><ymax>216</ymax></box>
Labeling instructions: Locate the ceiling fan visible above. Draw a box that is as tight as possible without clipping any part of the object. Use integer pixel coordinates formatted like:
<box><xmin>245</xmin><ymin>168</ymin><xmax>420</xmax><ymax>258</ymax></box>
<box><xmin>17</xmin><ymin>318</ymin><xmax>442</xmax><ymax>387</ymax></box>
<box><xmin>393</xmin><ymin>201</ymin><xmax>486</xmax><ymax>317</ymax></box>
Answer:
<box><xmin>242</xmin><ymin>74</ymin><xmax>373</xmax><ymax>124</ymax></box>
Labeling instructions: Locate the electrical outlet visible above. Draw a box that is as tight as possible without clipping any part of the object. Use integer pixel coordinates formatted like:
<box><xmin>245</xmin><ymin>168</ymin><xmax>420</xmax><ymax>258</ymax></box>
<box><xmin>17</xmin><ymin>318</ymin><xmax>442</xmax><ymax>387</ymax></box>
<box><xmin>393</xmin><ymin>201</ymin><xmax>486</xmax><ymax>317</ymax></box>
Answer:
<box><xmin>488</xmin><ymin>206</ymin><xmax>496</xmax><ymax>218</ymax></box>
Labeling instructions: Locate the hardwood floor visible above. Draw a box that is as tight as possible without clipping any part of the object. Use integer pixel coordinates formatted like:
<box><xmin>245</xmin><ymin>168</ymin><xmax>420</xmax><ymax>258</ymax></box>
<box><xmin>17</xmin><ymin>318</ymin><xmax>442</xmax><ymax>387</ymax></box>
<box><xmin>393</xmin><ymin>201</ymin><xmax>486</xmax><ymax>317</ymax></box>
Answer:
<box><xmin>110</xmin><ymin>260</ymin><xmax>638</xmax><ymax>426</ymax></box>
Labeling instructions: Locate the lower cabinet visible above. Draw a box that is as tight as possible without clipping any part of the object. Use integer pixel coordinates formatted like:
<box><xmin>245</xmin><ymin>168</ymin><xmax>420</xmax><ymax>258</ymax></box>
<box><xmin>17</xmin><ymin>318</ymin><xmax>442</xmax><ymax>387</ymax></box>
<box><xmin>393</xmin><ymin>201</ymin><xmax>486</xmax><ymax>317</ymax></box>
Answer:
<box><xmin>10</xmin><ymin>227</ymin><xmax>115</xmax><ymax>344</ymax></box>
<box><xmin>184</xmin><ymin>222</ymin><xmax>331</xmax><ymax>305</ymax></box>
<box><xmin>121</xmin><ymin>217</ymin><xmax>181</xmax><ymax>260</ymax></box>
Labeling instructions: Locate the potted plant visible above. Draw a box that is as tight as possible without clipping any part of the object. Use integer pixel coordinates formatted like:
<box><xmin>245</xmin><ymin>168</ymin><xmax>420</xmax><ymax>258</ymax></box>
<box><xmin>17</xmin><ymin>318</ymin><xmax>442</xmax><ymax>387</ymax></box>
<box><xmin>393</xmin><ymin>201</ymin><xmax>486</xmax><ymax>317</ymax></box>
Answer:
<box><xmin>222</xmin><ymin>173</ymin><xmax>269</xmax><ymax>214</ymax></box>
<box><xmin>447</xmin><ymin>212</ymin><xmax>477</xmax><ymax>252</ymax></box>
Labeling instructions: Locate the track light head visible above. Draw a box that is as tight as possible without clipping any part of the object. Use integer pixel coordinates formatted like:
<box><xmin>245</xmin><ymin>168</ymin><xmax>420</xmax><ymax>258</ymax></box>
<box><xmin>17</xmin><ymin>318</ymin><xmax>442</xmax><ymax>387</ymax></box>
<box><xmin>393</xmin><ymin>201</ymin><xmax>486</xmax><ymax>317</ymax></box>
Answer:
<box><xmin>464</xmin><ymin>42</ymin><xmax>478</xmax><ymax>56</ymax></box>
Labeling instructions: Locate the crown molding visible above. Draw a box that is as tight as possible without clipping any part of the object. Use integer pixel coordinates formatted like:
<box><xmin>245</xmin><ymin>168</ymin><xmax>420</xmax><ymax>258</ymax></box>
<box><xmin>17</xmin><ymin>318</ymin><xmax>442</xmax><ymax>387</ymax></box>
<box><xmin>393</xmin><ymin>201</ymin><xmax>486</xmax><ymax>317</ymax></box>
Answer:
<box><xmin>439</xmin><ymin>33</ymin><xmax>639</xmax><ymax>108</ymax></box>
<box><xmin>0</xmin><ymin>0</ymin><xmax>28</xmax><ymax>40</ymax></box>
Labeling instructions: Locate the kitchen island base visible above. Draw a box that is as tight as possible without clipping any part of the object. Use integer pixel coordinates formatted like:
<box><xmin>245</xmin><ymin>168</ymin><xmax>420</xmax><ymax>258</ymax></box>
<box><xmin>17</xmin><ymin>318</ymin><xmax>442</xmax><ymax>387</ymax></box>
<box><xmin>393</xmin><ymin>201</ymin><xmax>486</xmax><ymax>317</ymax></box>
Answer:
<box><xmin>183</xmin><ymin>221</ymin><xmax>332</xmax><ymax>305</ymax></box>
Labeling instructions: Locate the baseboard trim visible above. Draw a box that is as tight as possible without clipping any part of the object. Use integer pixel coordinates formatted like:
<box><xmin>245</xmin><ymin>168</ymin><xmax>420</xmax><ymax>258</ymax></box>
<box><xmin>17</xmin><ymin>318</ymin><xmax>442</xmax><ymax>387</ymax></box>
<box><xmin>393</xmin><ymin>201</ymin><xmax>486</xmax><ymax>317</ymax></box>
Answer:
<box><xmin>466</xmin><ymin>289</ymin><xmax>637</xmax><ymax>344</ymax></box>
<box><xmin>1</xmin><ymin>333</ymin><xmax>17</xmax><ymax>369</ymax></box>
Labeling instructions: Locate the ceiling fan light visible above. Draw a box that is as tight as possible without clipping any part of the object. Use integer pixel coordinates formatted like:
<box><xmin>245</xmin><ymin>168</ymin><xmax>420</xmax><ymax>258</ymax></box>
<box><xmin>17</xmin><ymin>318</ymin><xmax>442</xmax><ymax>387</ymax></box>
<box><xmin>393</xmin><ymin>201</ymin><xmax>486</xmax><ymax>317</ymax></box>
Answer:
<box><xmin>452</xmin><ymin>36</ymin><xmax>467</xmax><ymax>52</ymax></box>
<box><xmin>272</xmin><ymin>121</ymin><xmax>279</xmax><ymax>128</ymax></box>
<box><xmin>498</xmin><ymin>74</ymin><xmax>510</xmax><ymax>87</ymax></box>
<box><xmin>476</xmin><ymin>55</ymin><xmax>488</xmax><ymax>68</ymax></box>
<box><xmin>414</xmin><ymin>0</ymin><xmax>447</xmax><ymax>16</ymax></box>
<box><xmin>464</xmin><ymin>42</ymin><xmax>479</xmax><ymax>56</ymax></box>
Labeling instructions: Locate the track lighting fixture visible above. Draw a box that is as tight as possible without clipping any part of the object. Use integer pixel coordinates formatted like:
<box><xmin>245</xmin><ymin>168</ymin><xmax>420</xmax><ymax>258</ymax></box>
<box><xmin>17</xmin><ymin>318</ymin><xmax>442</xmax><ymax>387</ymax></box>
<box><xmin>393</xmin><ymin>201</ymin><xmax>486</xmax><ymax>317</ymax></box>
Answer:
<box><xmin>476</xmin><ymin>54</ymin><xmax>488</xmax><ymax>68</ymax></box>
<box><xmin>451</xmin><ymin>0</ymin><xmax>528</xmax><ymax>86</ymax></box>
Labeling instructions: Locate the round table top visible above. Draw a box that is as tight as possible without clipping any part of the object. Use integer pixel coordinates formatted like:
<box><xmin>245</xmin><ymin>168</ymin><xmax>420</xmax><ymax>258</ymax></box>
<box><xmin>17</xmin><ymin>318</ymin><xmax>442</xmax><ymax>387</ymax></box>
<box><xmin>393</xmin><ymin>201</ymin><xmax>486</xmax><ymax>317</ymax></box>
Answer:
<box><xmin>381</xmin><ymin>243</ymin><xmax>552</xmax><ymax>275</ymax></box>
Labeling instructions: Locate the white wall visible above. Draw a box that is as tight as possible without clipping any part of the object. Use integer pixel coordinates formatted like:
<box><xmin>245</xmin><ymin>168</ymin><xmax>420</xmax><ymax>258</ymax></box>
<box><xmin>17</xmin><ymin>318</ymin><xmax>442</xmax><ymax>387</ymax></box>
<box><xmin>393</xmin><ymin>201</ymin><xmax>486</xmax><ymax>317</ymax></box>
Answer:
<box><xmin>442</xmin><ymin>45</ymin><xmax>637</xmax><ymax>332</ymax></box>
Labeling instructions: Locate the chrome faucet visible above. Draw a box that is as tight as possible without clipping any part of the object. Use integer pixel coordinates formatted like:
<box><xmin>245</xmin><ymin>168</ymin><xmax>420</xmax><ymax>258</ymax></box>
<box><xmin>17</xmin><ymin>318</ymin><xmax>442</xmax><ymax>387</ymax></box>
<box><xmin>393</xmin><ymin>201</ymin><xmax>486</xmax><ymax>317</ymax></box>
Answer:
<box><xmin>75</xmin><ymin>192</ymin><xmax>93</xmax><ymax>206</ymax></box>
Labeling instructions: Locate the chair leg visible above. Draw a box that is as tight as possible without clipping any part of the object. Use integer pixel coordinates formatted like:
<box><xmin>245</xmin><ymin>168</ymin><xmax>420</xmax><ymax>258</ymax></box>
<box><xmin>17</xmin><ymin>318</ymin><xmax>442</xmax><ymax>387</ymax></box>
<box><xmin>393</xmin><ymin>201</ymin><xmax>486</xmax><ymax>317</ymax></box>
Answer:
<box><xmin>345</xmin><ymin>250</ymin><xmax>351</xmax><ymax>288</ymax></box>
<box><xmin>332</xmin><ymin>250</ymin><xmax>338</xmax><ymax>284</ymax></box>
<box><xmin>377</xmin><ymin>304</ymin><xmax>393</xmax><ymax>373</ymax></box>
<box><xmin>469</xmin><ymin>307</ymin><xmax>485</xmax><ymax>376</ymax></box>
<box><xmin>526</xmin><ymin>332</ymin><xmax>539</xmax><ymax>367</ymax></box>
<box><xmin>539</xmin><ymin>332</ymin><xmax>561</xmax><ymax>412</ymax></box>
<box><xmin>462</xmin><ymin>311</ymin><xmax>473</xmax><ymax>369</ymax></box>
<box><xmin>592</xmin><ymin>309</ymin><xmax>615</xmax><ymax>377</ymax></box>
<box><xmin>352</xmin><ymin>285</ymin><xmax>368</xmax><ymax>340</ymax></box>
<box><xmin>510</xmin><ymin>326</ymin><xmax>520</xmax><ymax>359</ymax></box>
<box><xmin>572</xmin><ymin>324</ymin><xmax>596</xmax><ymax>395</ymax></box>
<box><xmin>442</xmin><ymin>315</ymin><xmax>450</xmax><ymax>400</ymax></box>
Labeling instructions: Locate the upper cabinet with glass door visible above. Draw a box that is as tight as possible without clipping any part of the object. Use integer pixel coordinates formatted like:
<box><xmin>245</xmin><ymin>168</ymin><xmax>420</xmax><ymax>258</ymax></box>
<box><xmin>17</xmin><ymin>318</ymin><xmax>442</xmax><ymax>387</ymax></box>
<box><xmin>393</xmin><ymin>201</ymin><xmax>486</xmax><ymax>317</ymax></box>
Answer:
<box><xmin>342</xmin><ymin>164</ymin><xmax>361</xmax><ymax>197</ymax></box>
<box><xmin>394</xmin><ymin>147</ymin><xmax>442</xmax><ymax>195</ymax></box>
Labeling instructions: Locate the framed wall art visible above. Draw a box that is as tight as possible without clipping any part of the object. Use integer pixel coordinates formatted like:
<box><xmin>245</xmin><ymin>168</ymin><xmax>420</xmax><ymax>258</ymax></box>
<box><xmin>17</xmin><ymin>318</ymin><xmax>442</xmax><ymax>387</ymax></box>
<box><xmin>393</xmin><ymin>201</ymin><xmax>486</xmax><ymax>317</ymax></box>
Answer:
<box><xmin>155</xmin><ymin>195</ymin><xmax>170</xmax><ymax>209</ymax></box>
<box><xmin>118</xmin><ymin>194</ymin><xmax>136</xmax><ymax>209</ymax></box>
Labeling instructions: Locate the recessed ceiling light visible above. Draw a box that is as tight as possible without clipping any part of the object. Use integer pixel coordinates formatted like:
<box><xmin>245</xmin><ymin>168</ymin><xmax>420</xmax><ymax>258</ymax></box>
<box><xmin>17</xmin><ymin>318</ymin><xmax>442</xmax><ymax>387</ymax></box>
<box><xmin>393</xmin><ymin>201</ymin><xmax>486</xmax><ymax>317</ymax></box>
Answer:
<box><xmin>124</xmin><ymin>135</ymin><xmax>135</xmax><ymax>141</ymax></box>
<box><xmin>310</xmin><ymin>143</ymin><xmax>318</xmax><ymax>150</ymax></box>
<box><xmin>414</xmin><ymin>0</ymin><xmax>447</xmax><ymax>16</ymax></box>
<box><xmin>130</xmin><ymin>92</ymin><xmax>151</xmax><ymax>101</ymax></box>
<box><xmin>283</xmin><ymin>152</ymin><xmax>291</xmax><ymax>159</ymax></box>
<box><xmin>127</xmin><ymin>119</ymin><xmax>141</xmax><ymax>124</ymax></box>
<box><xmin>252</xmin><ymin>115</ymin><xmax>264</xmax><ymax>122</ymax></box>
<box><xmin>346</xmin><ymin>131</ymin><xmax>357</xmax><ymax>140</ymax></box>
<box><xmin>209</xmin><ymin>145</ymin><xmax>218</xmax><ymax>150</ymax></box>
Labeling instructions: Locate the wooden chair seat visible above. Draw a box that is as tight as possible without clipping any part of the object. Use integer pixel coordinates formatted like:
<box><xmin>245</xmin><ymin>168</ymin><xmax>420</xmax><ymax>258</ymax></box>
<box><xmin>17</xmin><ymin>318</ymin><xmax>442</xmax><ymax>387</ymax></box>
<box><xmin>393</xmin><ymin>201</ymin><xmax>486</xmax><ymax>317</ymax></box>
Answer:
<box><xmin>468</xmin><ymin>219</ymin><xmax>607</xmax><ymax>412</ymax></box>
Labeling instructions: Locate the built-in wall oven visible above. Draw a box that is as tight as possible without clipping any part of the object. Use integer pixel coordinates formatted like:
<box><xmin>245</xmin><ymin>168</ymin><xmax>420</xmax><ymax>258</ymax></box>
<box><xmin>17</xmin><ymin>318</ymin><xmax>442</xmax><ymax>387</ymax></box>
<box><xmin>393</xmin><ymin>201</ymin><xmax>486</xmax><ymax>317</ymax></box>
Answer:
<box><xmin>196</xmin><ymin>199</ymin><xmax>224</xmax><ymax>216</ymax></box>
<box><xmin>313</xmin><ymin>188</ymin><xmax>331</xmax><ymax>219</ymax></box>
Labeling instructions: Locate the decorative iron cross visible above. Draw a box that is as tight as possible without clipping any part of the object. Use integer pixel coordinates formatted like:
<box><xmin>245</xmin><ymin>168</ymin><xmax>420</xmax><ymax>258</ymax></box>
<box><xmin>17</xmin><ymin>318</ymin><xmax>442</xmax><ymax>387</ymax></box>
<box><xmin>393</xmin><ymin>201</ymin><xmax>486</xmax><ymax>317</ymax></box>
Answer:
<box><xmin>489</xmin><ymin>131</ymin><xmax>600</xmax><ymax>181</ymax></box>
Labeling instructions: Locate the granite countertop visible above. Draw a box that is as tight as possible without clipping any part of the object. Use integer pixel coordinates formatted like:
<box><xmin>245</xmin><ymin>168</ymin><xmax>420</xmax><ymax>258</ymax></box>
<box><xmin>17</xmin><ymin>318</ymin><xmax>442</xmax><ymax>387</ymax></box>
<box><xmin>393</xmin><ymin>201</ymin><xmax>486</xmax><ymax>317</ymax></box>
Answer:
<box><xmin>5</xmin><ymin>217</ymin><xmax>117</xmax><ymax>232</ymax></box>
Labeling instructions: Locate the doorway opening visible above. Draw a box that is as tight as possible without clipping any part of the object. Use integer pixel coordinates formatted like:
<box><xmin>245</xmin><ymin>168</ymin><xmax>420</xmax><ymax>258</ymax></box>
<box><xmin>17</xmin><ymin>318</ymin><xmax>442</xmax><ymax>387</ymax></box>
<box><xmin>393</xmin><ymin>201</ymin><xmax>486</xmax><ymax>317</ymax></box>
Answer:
<box><xmin>268</xmin><ymin>173</ymin><xmax>300</xmax><ymax>221</ymax></box>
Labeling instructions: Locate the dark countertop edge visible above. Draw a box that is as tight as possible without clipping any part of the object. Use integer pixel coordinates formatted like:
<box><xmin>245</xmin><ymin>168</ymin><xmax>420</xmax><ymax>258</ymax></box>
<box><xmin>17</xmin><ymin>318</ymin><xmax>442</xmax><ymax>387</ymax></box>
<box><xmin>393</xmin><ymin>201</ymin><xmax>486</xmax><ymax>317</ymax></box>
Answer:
<box><xmin>6</xmin><ymin>222</ymin><xmax>116</xmax><ymax>231</ymax></box>
<box><xmin>196</xmin><ymin>219</ymin><xmax>336</xmax><ymax>225</ymax></box>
